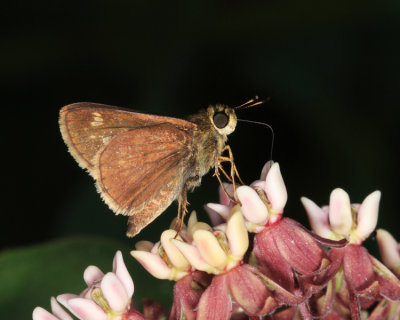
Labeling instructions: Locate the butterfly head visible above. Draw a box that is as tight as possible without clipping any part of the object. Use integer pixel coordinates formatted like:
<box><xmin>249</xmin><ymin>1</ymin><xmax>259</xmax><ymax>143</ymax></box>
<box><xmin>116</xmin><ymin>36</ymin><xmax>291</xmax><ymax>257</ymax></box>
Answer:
<box><xmin>207</xmin><ymin>105</ymin><xmax>237</xmax><ymax>136</ymax></box>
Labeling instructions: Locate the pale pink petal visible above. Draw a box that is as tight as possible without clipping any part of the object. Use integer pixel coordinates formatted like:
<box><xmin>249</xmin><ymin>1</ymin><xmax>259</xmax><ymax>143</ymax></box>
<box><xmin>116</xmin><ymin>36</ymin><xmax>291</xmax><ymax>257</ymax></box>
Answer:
<box><xmin>264</xmin><ymin>163</ymin><xmax>287</xmax><ymax>212</ymax></box>
<box><xmin>135</xmin><ymin>241</ymin><xmax>154</xmax><ymax>252</ymax></box>
<box><xmin>80</xmin><ymin>288</ymin><xmax>91</xmax><ymax>299</ymax></box>
<box><xmin>160</xmin><ymin>230</ymin><xmax>189</xmax><ymax>269</ymax></box>
<box><xmin>250</xmin><ymin>180</ymin><xmax>266</xmax><ymax>190</ymax></box>
<box><xmin>329</xmin><ymin>188</ymin><xmax>352</xmax><ymax>235</ymax></box>
<box><xmin>219</xmin><ymin>183</ymin><xmax>234</xmax><ymax>206</ymax></box>
<box><xmin>226</xmin><ymin>206</ymin><xmax>249</xmax><ymax>258</ymax></box>
<box><xmin>188</xmin><ymin>221</ymin><xmax>213</xmax><ymax>235</ymax></box>
<box><xmin>214</xmin><ymin>223</ymin><xmax>227</xmax><ymax>233</ymax></box>
<box><xmin>205</xmin><ymin>203</ymin><xmax>230</xmax><ymax>221</ymax></box>
<box><xmin>130</xmin><ymin>251</ymin><xmax>170</xmax><ymax>279</ymax></box>
<box><xmin>83</xmin><ymin>266</ymin><xmax>104</xmax><ymax>287</ymax></box>
<box><xmin>112</xmin><ymin>251</ymin><xmax>134</xmax><ymax>298</ymax></box>
<box><xmin>101</xmin><ymin>272</ymin><xmax>129</xmax><ymax>312</ymax></box>
<box><xmin>51</xmin><ymin>297</ymin><xmax>73</xmax><ymax>320</ymax></box>
<box><xmin>245</xmin><ymin>221</ymin><xmax>265</xmax><ymax>233</ymax></box>
<box><xmin>301</xmin><ymin>196</ymin><xmax>332</xmax><ymax>238</ymax></box>
<box><xmin>57</xmin><ymin>294</ymin><xmax>79</xmax><ymax>307</ymax></box>
<box><xmin>171</xmin><ymin>239</ymin><xmax>215</xmax><ymax>273</ymax></box>
<box><xmin>180</xmin><ymin>211</ymin><xmax>196</xmax><ymax>243</ymax></box>
<box><xmin>356</xmin><ymin>190</ymin><xmax>381</xmax><ymax>240</ymax></box>
<box><xmin>192</xmin><ymin>229</ymin><xmax>227</xmax><ymax>269</ymax></box>
<box><xmin>204</xmin><ymin>205</ymin><xmax>225</xmax><ymax>226</ymax></box>
<box><xmin>377</xmin><ymin>229</ymin><xmax>400</xmax><ymax>273</ymax></box>
<box><xmin>66</xmin><ymin>298</ymin><xmax>107</xmax><ymax>320</ymax></box>
<box><xmin>33</xmin><ymin>307</ymin><xmax>60</xmax><ymax>320</ymax></box>
<box><xmin>260</xmin><ymin>160</ymin><xmax>274</xmax><ymax>180</ymax></box>
<box><xmin>130</xmin><ymin>250</ymin><xmax>185</xmax><ymax>280</ymax></box>
<box><xmin>236</xmin><ymin>186</ymin><xmax>268</xmax><ymax>224</ymax></box>
<box><xmin>187</xmin><ymin>210</ymin><xmax>198</xmax><ymax>230</ymax></box>
<box><xmin>150</xmin><ymin>242</ymin><xmax>161</xmax><ymax>255</ymax></box>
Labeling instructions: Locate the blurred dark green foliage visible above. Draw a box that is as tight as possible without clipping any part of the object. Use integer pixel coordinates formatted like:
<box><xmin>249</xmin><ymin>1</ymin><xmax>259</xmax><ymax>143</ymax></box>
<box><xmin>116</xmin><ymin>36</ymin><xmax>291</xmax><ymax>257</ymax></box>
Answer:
<box><xmin>1</xmin><ymin>0</ymin><xmax>399</xmax><ymax>318</ymax></box>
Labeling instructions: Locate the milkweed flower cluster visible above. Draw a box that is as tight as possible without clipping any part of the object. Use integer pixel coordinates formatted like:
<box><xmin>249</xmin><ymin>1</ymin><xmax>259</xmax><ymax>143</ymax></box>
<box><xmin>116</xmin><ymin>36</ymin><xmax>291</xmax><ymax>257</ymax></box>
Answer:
<box><xmin>33</xmin><ymin>162</ymin><xmax>400</xmax><ymax>319</ymax></box>
<box><xmin>32</xmin><ymin>251</ymin><xmax>149</xmax><ymax>320</ymax></box>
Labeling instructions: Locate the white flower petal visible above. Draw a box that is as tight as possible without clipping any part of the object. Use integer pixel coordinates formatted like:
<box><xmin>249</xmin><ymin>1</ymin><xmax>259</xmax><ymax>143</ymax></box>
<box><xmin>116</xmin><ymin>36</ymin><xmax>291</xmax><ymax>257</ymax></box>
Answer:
<box><xmin>226</xmin><ymin>206</ymin><xmax>249</xmax><ymax>257</ymax></box>
<box><xmin>376</xmin><ymin>229</ymin><xmax>400</xmax><ymax>272</ymax></box>
<box><xmin>356</xmin><ymin>191</ymin><xmax>381</xmax><ymax>240</ymax></box>
<box><xmin>214</xmin><ymin>223</ymin><xmax>227</xmax><ymax>233</ymax></box>
<box><xmin>329</xmin><ymin>188</ymin><xmax>352</xmax><ymax>235</ymax></box>
<box><xmin>160</xmin><ymin>230</ymin><xmax>189</xmax><ymax>269</ymax></box>
<box><xmin>260</xmin><ymin>160</ymin><xmax>274</xmax><ymax>180</ymax></box>
<box><xmin>264</xmin><ymin>163</ymin><xmax>287</xmax><ymax>212</ymax></box>
<box><xmin>245</xmin><ymin>221</ymin><xmax>265</xmax><ymax>233</ymax></box>
<box><xmin>130</xmin><ymin>250</ymin><xmax>172</xmax><ymax>280</ymax></box>
<box><xmin>188</xmin><ymin>221</ymin><xmax>213</xmax><ymax>236</ymax></box>
<box><xmin>83</xmin><ymin>266</ymin><xmax>104</xmax><ymax>287</ymax></box>
<box><xmin>205</xmin><ymin>203</ymin><xmax>230</xmax><ymax>221</ymax></box>
<box><xmin>57</xmin><ymin>294</ymin><xmax>79</xmax><ymax>308</ymax></box>
<box><xmin>301</xmin><ymin>196</ymin><xmax>332</xmax><ymax>238</ymax></box>
<box><xmin>187</xmin><ymin>210</ymin><xmax>198</xmax><ymax>230</ymax></box>
<box><xmin>33</xmin><ymin>307</ymin><xmax>60</xmax><ymax>320</ymax></box>
<box><xmin>66</xmin><ymin>298</ymin><xmax>107</xmax><ymax>320</ymax></box>
<box><xmin>236</xmin><ymin>186</ymin><xmax>268</xmax><ymax>224</ymax></box>
<box><xmin>192</xmin><ymin>229</ymin><xmax>227</xmax><ymax>269</ymax></box>
<box><xmin>219</xmin><ymin>183</ymin><xmax>234</xmax><ymax>206</ymax></box>
<box><xmin>112</xmin><ymin>251</ymin><xmax>134</xmax><ymax>298</ymax></box>
<box><xmin>171</xmin><ymin>239</ymin><xmax>215</xmax><ymax>273</ymax></box>
<box><xmin>51</xmin><ymin>297</ymin><xmax>73</xmax><ymax>320</ymax></box>
<box><xmin>101</xmin><ymin>272</ymin><xmax>129</xmax><ymax>312</ymax></box>
<box><xmin>250</xmin><ymin>180</ymin><xmax>266</xmax><ymax>190</ymax></box>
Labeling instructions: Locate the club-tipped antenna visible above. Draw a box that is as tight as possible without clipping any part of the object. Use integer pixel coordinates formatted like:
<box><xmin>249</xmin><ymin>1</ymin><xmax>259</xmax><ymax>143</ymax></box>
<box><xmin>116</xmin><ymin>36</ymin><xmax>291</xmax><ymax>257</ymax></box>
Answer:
<box><xmin>234</xmin><ymin>96</ymin><xmax>270</xmax><ymax>110</ymax></box>
<box><xmin>237</xmin><ymin>118</ymin><xmax>275</xmax><ymax>164</ymax></box>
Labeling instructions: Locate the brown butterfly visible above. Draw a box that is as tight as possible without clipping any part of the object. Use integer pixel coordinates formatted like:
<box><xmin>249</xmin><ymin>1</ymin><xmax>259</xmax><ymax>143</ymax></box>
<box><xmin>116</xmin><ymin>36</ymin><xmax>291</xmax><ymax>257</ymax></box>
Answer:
<box><xmin>59</xmin><ymin>100</ymin><xmax>262</xmax><ymax>237</ymax></box>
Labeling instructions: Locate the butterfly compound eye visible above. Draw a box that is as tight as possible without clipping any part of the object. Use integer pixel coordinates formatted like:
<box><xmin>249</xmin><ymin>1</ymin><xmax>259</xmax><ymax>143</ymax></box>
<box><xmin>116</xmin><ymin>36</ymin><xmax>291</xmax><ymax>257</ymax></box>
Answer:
<box><xmin>213</xmin><ymin>112</ymin><xmax>229</xmax><ymax>129</ymax></box>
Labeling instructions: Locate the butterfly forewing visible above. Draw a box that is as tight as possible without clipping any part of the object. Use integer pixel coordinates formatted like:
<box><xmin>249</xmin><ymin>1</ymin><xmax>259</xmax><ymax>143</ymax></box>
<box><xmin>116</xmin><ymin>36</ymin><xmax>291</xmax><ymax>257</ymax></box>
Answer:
<box><xmin>60</xmin><ymin>103</ymin><xmax>198</xmax><ymax>236</ymax></box>
<box><xmin>59</xmin><ymin>102</ymin><xmax>195</xmax><ymax>171</ymax></box>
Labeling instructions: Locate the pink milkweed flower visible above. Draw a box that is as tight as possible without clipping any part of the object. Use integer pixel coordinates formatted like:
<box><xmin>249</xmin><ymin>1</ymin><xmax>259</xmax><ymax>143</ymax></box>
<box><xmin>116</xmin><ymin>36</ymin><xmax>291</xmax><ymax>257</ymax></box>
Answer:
<box><xmin>302</xmin><ymin>189</ymin><xmax>400</xmax><ymax>319</ymax></box>
<box><xmin>131</xmin><ymin>229</ymin><xmax>190</xmax><ymax>281</ymax></box>
<box><xmin>302</xmin><ymin>188</ymin><xmax>381</xmax><ymax>244</ymax></box>
<box><xmin>132</xmin><ymin>208</ymin><xmax>280</xmax><ymax>319</ymax></box>
<box><xmin>207</xmin><ymin>162</ymin><xmax>346</xmax><ymax>318</ymax></box>
<box><xmin>56</xmin><ymin>251</ymin><xmax>143</xmax><ymax>320</ymax></box>
<box><xmin>176</xmin><ymin>207</ymin><xmax>280</xmax><ymax>319</ymax></box>
<box><xmin>131</xmin><ymin>219</ymin><xmax>211</xmax><ymax>320</ymax></box>
<box><xmin>171</xmin><ymin>207</ymin><xmax>249</xmax><ymax>275</ymax></box>
<box><xmin>205</xmin><ymin>161</ymin><xmax>287</xmax><ymax>232</ymax></box>
<box><xmin>33</xmin><ymin>251</ymin><xmax>144</xmax><ymax>320</ymax></box>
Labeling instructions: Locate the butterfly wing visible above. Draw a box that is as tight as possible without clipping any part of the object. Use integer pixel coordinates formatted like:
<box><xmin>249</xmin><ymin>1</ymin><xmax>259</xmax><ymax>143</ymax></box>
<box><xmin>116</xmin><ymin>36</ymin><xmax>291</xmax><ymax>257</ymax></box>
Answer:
<box><xmin>93</xmin><ymin>123</ymin><xmax>196</xmax><ymax>236</ymax></box>
<box><xmin>59</xmin><ymin>102</ymin><xmax>194</xmax><ymax>172</ymax></box>
<box><xmin>60</xmin><ymin>103</ymin><xmax>198</xmax><ymax>236</ymax></box>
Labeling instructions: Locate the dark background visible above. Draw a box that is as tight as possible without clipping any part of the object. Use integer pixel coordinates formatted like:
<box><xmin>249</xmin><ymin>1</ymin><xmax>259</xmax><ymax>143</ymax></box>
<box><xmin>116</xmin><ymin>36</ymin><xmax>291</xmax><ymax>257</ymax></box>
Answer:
<box><xmin>2</xmin><ymin>1</ymin><xmax>399</xmax><ymax>254</ymax></box>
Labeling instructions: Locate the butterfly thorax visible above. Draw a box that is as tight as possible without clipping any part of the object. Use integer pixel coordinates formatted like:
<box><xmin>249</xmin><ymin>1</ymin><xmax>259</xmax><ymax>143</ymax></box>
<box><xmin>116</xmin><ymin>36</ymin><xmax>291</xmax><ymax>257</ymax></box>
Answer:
<box><xmin>188</xmin><ymin>105</ymin><xmax>237</xmax><ymax>178</ymax></box>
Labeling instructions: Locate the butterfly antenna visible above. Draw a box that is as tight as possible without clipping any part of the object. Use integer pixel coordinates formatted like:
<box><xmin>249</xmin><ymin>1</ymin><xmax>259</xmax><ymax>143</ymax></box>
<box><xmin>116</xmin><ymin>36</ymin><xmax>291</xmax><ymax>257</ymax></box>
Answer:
<box><xmin>237</xmin><ymin>118</ymin><xmax>275</xmax><ymax>164</ymax></box>
<box><xmin>234</xmin><ymin>96</ymin><xmax>270</xmax><ymax>110</ymax></box>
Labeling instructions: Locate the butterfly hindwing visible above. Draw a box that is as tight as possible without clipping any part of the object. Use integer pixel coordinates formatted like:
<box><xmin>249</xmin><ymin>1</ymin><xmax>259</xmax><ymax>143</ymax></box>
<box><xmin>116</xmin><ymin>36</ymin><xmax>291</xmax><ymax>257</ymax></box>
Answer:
<box><xmin>93</xmin><ymin>123</ymin><xmax>196</xmax><ymax>235</ymax></box>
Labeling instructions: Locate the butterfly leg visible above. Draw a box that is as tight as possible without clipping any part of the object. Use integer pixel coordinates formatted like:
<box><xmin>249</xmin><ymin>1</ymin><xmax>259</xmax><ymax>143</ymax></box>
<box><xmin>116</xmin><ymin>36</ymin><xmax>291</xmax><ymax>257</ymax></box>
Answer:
<box><xmin>220</xmin><ymin>145</ymin><xmax>245</xmax><ymax>185</ymax></box>
<box><xmin>173</xmin><ymin>175</ymin><xmax>200</xmax><ymax>234</ymax></box>
<box><xmin>214</xmin><ymin>145</ymin><xmax>244</xmax><ymax>204</ymax></box>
